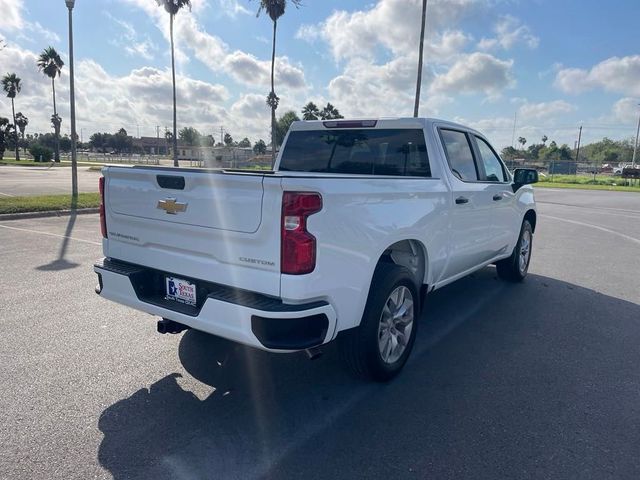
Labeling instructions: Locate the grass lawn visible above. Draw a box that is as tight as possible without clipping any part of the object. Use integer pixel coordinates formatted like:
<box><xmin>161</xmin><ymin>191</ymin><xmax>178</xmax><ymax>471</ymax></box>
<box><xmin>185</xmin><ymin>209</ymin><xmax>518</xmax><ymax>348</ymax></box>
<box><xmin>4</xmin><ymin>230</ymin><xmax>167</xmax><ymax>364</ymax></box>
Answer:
<box><xmin>0</xmin><ymin>193</ymin><xmax>100</xmax><ymax>214</ymax></box>
<box><xmin>536</xmin><ymin>182</ymin><xmax>640</xmax><ymax>192</ymax></box>
<box><xmin>537</xmin><ymin>174</ymin><xmax>640</xmax><ymax>192</ymax></box>
<box><xmin>0</xmin><ymin>158</ymin><xmax>67</xmax><ymax>167</ymax></box>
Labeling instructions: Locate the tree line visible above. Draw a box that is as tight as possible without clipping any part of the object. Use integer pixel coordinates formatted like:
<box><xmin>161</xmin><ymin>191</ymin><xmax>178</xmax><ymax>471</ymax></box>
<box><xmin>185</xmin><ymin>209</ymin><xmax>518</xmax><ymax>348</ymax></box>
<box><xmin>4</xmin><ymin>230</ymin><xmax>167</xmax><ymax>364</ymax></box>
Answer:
<box><xmin>501</xmin><ymin>135</ymin><xmax>636</xmax><ymax>166</ymax></box>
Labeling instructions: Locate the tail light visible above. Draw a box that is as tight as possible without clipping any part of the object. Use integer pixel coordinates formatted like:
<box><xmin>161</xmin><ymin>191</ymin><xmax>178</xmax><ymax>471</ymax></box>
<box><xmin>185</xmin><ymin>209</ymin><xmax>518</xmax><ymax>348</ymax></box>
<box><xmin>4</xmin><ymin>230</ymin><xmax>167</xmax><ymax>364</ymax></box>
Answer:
<box><xmin>281</xmin><ymin>192</ymin><xmax>322</xmax><ymax>275</ymax></box>
<box><xmin>99</xmin><ymin>176</ymin><xmax>107</xmax><ymax>238</ymax></box>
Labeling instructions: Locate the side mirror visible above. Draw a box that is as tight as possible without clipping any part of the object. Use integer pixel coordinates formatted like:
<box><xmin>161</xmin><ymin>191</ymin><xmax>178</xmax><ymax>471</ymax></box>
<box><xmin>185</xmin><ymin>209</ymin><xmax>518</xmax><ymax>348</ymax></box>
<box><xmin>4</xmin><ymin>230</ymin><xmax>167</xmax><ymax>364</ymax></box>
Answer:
<box><xmin>513</xmin><ymin>168</ymin><xmax>538</xmax><ymax>189</ymax></box>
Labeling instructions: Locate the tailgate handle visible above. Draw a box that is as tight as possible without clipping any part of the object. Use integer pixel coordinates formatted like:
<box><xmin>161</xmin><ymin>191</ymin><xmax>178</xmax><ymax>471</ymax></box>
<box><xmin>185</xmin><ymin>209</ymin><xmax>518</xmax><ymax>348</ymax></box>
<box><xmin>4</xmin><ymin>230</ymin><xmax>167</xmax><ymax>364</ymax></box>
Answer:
<box><xmin>157</xmin><ymin>175</ymin><xmax>185</xmax><ymax>190</ymax></box>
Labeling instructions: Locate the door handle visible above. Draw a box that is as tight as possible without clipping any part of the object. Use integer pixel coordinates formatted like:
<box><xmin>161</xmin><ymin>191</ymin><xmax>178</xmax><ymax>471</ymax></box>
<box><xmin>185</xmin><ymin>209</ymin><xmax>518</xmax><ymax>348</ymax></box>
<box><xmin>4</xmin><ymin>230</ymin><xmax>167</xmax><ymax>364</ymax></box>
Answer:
<box><xmin>493</xmin><ymin>194</ymin><xmax>503</xmax><ymax>201</ymax></box>
<box><xmin>455</xmin><ymin>196</ymin><xmax>469</xmax><ymax>205</ymax></box>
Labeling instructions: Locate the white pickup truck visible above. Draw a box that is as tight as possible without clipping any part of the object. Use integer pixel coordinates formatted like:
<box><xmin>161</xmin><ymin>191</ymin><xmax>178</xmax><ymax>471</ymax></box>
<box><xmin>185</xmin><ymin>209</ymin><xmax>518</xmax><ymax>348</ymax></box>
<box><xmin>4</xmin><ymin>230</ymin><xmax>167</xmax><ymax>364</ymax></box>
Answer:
<box><xmin>94</xmin><ymin>118</ymin><xmax>538</xmax><ymax>381</ymax></box>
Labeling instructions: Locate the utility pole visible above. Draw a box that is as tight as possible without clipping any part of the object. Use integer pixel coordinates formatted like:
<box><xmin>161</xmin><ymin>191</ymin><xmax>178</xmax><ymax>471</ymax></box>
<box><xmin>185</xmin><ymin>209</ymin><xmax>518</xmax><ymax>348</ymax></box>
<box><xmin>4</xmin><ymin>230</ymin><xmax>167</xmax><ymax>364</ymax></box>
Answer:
<box><xmin>632</xmin><ymin>104</ymin><xmax>640</xmax><ymax>168</ymax></box>
<box><xmin>65</xmin><ymin>0</ymin><xmax>78</xmax><ymax>199</ymax></box>
<box><xmin>220</xmin><ymin>126</ymin><xmax>224</xmax><ymax>146</ymax></box>
<box><xmin>511</xmin><ymin>111</ymin><xmax>517</xmax><ymax>148</ymax></box>
<box><xmin>575</xmin><ymin>125</ymin><xmax>582</xmax><ymax>176</ymax></box>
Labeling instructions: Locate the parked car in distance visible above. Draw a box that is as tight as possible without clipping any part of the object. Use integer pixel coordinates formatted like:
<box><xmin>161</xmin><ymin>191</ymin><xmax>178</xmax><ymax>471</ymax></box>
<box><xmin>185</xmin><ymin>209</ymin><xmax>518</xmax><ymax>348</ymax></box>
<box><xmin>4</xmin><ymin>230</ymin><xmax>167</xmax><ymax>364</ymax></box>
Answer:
<box><xmin>94</xmin><ymin>118</ymin><xmax>538</xmax><ymax>381</ymax></box>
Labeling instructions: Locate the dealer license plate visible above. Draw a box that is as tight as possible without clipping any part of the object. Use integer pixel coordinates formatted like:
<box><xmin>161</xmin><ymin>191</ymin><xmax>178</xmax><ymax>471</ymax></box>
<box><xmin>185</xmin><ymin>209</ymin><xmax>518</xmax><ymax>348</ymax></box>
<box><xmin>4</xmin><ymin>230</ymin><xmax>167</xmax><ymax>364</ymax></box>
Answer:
<box><xmin>165</xmin><ymin>276</ymin><xmax>197</xmax><ymax>306</ymax></box>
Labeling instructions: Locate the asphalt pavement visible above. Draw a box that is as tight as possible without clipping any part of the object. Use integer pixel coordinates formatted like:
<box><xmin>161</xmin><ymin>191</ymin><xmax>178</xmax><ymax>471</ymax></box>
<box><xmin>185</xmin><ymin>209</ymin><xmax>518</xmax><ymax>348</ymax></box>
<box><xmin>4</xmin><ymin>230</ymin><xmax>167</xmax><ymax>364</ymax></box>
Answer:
<box><xmin>0</xmin><ymin>166</ymin><xmax>101</xmax><ymax>196</ymax></box>
<box><xmin>0</xmin><ymin>189</ymin><xmax>639</xmax><ymax>479</ymax></box>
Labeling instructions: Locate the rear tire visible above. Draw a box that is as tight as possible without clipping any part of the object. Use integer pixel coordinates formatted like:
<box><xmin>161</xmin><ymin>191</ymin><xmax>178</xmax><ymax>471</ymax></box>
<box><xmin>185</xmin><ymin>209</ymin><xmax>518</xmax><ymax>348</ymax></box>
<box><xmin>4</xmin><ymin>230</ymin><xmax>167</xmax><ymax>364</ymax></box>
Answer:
<box><xmin>496</xmin><ymin>219</ymin><xmax>533</xmax><ymax>282</ymax></box>
<box><xmin>338</xmin><ymin>263</ymin><xmax>418</xmax><ymax>382</ymax></box>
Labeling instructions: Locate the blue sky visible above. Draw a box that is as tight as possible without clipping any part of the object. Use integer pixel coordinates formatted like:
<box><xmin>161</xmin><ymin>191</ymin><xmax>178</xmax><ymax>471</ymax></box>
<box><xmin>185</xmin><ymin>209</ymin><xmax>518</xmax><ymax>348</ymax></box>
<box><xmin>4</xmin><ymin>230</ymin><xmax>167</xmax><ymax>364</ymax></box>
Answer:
<box><xmin>0</xmin><ymin>0</ymin><xmax>639</xmax><ymax>148</ymax></box>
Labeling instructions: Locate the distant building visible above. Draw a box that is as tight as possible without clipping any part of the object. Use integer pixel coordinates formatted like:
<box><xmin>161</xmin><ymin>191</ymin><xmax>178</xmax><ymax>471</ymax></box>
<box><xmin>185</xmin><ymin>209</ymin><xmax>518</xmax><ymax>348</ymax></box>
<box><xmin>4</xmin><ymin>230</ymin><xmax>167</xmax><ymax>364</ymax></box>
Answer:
<box><xmin>132</xmin><ymin>136</ymin><xmax>169</xmax><ymax>155</ymax></box>
<box><xmin>176</xmin><ymin>146</ymin><xmax>259</xmax><ymax>167</ymax></box>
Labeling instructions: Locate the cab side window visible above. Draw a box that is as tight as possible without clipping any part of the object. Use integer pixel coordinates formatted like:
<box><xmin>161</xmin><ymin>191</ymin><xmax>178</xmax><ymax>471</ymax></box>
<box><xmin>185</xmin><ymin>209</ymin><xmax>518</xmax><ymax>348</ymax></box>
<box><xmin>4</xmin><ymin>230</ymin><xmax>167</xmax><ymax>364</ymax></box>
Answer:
<box><xmin>475</xmin><ymin>137</ymin><xmax>506</xmax><ymax>182</ymax></box>
<box><xmin>440</xmin><ymin>129</ymin><xmax>478</xmax><ymax>181</ymax></box>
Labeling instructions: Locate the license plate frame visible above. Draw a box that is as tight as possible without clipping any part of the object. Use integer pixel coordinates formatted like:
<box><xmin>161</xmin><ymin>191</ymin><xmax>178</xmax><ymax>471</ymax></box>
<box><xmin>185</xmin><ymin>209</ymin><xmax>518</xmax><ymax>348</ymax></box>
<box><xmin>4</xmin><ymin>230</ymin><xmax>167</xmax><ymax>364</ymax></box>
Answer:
<box><xmin>165</xmin><ymin>276</ymin><xmax>197</xmax><ymax>306</ymax></box>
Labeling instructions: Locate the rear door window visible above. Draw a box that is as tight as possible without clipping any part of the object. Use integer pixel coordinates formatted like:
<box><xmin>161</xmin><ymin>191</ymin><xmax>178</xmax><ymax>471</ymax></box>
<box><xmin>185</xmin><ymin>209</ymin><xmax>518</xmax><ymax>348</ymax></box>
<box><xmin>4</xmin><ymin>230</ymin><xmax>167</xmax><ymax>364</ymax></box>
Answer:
<box><xmin>439</xmin><ymin>129</ymin><xmax>478</xmax><ymax>181</ymax></box>
<box><xmin>279</xmin><ymin>129</ymin><xmax>431</xmax><ymax>177</ymax></box>
<box><xmin>475</xmin><ymin>136</ymin><xmax>507</xmax><ymax>182</ymax></box>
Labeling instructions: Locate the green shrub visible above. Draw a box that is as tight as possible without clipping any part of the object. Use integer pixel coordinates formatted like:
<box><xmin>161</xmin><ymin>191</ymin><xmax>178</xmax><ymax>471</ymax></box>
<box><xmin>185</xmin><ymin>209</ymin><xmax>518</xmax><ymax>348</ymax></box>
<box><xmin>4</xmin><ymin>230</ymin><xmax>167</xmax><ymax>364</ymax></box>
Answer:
<box><xmin>29</xmin><ymin>144</ymin><xmax>54</xmax><ymax>162</ymax></box>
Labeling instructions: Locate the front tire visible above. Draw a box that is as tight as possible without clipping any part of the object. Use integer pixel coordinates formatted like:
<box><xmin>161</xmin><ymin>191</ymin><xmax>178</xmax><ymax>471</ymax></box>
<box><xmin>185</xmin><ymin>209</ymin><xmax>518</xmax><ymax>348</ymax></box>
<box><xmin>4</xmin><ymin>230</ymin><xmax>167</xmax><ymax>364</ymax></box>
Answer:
<box><xmin>496</xmin><ymin>219</ymin><xmax>533</xmax><ymax>282</ymax></box>
<box><xmin>338</xmin><ymin>264</ymin><xmax>418</xmax><ymax>382</ymax></box>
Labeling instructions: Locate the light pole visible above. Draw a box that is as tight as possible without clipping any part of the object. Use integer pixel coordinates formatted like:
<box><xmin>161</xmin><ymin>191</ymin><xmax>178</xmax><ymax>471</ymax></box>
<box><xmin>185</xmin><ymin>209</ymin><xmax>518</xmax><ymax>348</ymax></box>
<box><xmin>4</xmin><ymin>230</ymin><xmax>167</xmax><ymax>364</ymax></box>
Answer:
<box><xmin>66</xmin><ymin>0</ymin><xmax>78</xmax><ymax>199</ymax></box>
<box><xmin>413</xmin><ymin>0</ymin><xmax>428</xmax><ymax>118</ymax></box>
<box><xmin>632</xmin><ymin>103</ymin><xmax>640</xmax><ymax>168</ymax></box>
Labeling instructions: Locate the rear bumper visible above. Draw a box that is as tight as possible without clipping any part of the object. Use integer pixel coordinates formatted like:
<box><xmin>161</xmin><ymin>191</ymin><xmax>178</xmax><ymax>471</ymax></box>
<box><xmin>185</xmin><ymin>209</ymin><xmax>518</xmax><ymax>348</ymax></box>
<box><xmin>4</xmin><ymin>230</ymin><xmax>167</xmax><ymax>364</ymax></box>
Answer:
<box><xmin>94</xmin><ymin>258</ymin><xmax>337</xmax><ymax>352</ymax></box>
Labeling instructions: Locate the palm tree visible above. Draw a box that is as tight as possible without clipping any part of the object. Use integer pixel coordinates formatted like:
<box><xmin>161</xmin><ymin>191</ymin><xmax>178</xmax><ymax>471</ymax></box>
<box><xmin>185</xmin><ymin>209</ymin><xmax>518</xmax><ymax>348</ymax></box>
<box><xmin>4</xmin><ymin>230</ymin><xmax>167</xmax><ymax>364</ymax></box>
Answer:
<box><xmin>320</xmin><ymin>103</ymin><xmax>343</xmax><ymax>120</ymax></box>
<box><xmin>156</xmin><ymin>0</ymin><xmax>192</xmax><ymax>167</ymax></box>
<box><xmin>0</xmin><ymin>117</ymin><xmax>14</xmax><ymax>160</ymax></box>
<box><xmin>518</xmin><ymin>137</ymin><xmax>527</xmax><ymax>149</ymax></box>
<box><xmin>255</xmin><ymin>0</ymin><xmax>302</xmax><ymax>163</ymax></box>
<box><xmin>37</xmin><ymin>47</ymin><xmax>64</xmax><ymax>162</ymax></box>
<box><xmin>14</xmin><ymin>112</ymin><xmax>28</xmax><ymax>153</ymax></box>
<box><xmin>51</xmin><ymin>114</ymin><xmax>62</xmax><ymax>154</ymax></box>
<box><xmin>1</xmin><ymin>73</ymin><xmax>21</xmax><ymax>161</ymax></box>
<box><xmin>414</xmin><ymin>0</ymin><xmax>428</xmax><ymax>117</ymax></box>
<box><xmin>302</xmin><ymin>101</ymin><xmax>320</xmax><ymax>120</ymax></box>
<box><xmin>541</xmin><ymin>135</ymin><xmax>548</xmax><ymax>145</ymax></box>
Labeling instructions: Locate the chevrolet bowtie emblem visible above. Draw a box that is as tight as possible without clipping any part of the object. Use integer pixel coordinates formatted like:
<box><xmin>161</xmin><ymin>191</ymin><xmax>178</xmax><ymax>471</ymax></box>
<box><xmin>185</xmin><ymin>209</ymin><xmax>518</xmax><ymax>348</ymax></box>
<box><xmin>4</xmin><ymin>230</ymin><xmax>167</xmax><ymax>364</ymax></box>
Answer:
<box><xmin>157</xmin><ymin>198</ymin><xmax>188</xmax><ymax>214</ymax></box>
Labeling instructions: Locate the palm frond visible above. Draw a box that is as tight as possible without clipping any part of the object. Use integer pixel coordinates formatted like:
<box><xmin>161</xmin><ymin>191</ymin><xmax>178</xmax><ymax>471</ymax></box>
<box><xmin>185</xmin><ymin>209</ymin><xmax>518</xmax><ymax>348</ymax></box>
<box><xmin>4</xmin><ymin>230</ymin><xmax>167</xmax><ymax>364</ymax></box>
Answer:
<box><xmin>1</xmin><ymin>73</ymin><xmax>21</xmax><ymax>98</ymax></box>
<box><xmin>156</xmin><ymin>0</ymin><xmax>192</xmax><ymax>15</ymax></box>
<box><xmin>37</xmin><ymin>47</ymin><xmax>64</xmax><ymax>79</ymax></box>
<box><xmin>254</xmin><ymin>0</ymin><xmax>302</xmax><ymax>21</ymax></box>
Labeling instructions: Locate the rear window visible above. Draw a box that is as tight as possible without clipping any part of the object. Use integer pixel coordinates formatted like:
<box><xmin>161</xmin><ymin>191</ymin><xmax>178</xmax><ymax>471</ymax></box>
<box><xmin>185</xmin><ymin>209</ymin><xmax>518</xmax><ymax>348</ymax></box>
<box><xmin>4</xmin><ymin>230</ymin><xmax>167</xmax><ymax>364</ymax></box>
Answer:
<box><xmin>279</xmin><ymin>129</ymin><xmax>431</xmax><ymax>177</ymax></box>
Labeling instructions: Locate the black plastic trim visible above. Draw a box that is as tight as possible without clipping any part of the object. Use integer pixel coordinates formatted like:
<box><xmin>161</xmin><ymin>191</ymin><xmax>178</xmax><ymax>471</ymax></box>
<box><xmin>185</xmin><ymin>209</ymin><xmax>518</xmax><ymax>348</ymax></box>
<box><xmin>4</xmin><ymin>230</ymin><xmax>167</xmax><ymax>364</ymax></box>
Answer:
<box><xmin>251</xmin><ymin>313</ymin><xmax>329</xmax><ymax>350</ymax></box>
<box><xmin>156</xmin><ymin>175</ymin><xmax>185</xmax><ymax>190</ymax></box>
<box><xmin>94</xmin><ymin>258</ymin><xmax>328</xmax><ymax>316</ymax></box>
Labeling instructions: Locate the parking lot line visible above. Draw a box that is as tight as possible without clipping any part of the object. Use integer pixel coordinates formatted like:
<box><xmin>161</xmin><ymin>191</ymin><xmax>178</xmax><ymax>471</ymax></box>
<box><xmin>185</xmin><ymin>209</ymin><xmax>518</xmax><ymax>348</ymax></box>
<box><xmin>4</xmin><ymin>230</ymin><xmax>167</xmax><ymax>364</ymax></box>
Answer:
<box><xmin>0</xmin><ymin>223</ymin><xmax>102</xmax><ymax>246</ymax></box>
<box><xmin>0</xmin><ymin>192</ymin><xmax>14</xmax><ymax>197</ymax></box>
<box><xmin>541</xmin><ymin>214</ymin><xmax>640</xmax><ymax>245</ymax></box>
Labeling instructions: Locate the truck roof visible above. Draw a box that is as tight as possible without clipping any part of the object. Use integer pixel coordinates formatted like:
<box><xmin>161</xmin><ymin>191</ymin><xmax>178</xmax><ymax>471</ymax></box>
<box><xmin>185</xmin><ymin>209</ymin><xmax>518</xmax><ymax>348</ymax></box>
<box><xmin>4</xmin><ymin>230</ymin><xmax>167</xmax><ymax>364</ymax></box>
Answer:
<box><xmin>289</xmin><ymin>117</ymin><xmax>482</xmax><ymax>136</ymax></box>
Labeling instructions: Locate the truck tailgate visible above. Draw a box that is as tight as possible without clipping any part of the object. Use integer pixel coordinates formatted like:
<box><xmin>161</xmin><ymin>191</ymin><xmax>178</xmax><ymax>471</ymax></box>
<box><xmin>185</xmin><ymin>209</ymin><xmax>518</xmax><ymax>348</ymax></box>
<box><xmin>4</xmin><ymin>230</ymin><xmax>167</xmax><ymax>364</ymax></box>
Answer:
<box><xmin>103</xmin><ymin>167</ymin><xmax>282</xmax><ymax>297</ymax></box>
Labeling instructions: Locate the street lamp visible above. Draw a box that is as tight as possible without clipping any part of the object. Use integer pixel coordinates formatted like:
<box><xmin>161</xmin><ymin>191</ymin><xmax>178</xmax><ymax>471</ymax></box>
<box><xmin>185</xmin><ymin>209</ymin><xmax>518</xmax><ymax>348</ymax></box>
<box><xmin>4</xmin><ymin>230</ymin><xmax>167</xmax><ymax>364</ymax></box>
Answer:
<box><xmin>66</xmin><ymin>0</ymin><xmax>78</xmax><ymax>198</ymax></box>
<box><xmin>632</xmin><ymin>103</ymin><xmax>640</xmax><ymax>169</ymax></box>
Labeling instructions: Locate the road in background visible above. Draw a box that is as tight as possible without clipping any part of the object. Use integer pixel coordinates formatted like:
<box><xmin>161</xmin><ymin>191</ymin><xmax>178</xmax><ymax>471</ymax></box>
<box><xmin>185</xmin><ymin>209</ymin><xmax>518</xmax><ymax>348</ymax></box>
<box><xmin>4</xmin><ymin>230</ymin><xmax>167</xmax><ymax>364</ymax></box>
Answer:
<box><xmin>0</xmin><ymin>166</ymin><xmax>101</xmax><ymax>196</ymax></box>
<box><xmin>0</xmin><ymin>189</ymin><xmax>639</xmax><ymax>479</ymax></box>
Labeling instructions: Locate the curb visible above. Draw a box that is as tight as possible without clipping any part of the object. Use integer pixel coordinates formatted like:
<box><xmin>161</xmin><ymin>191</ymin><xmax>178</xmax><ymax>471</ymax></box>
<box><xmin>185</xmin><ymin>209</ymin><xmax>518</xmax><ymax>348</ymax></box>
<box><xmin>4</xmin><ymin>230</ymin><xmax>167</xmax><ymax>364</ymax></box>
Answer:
<box><xmin>0</xmin><ymin>208</ymin><xmax>100</xmax><ymax>222</ymax></box>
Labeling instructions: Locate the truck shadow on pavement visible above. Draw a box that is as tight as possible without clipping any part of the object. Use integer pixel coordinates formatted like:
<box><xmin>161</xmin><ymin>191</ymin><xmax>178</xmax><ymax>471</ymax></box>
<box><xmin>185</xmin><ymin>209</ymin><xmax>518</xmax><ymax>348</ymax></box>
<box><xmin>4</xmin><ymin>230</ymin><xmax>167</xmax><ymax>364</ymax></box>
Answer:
<box><xmin>97</xmin><ymin>269</ymin><xmax>640</xmax><ymax>480</ymax></box>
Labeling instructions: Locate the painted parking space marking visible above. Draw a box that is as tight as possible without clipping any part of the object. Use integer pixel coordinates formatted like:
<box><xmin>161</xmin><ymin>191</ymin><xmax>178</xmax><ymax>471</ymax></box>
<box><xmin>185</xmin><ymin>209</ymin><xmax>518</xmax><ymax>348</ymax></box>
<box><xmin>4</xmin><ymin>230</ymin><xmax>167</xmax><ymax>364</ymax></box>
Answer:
<box><xmin>0</xmin><ymin>223</ymin><xmax>101</xmax><ymax>246</ymax></box>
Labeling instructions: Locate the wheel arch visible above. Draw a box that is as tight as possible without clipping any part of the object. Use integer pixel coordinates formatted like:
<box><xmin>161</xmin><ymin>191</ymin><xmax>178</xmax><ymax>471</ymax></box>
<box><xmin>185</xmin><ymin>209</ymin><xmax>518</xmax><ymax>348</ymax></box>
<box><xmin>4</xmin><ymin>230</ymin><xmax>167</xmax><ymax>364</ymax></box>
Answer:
<box><xmin>524</xmin><ymin>209</ymin><xmax>537</xmax><ymax>233</ymax></box>
<box><xmin>376</xmin><ymin>239</ymin><xmax>429</xmax><ymax>289</ymax></box>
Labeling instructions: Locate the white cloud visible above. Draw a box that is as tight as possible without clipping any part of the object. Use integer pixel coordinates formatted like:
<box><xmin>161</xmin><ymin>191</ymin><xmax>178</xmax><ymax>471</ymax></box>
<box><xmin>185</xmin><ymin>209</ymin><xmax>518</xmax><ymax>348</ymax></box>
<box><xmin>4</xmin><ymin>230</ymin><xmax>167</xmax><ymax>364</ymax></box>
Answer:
<box><xmin>216</xmin><ymin>0</ymin><xmax>252</xmax><ymax>18</ymax></box>
<box><xmin>0</xmin><ymin>0</ymin><xmax>24</xmax><ymax>31</ymax></box>
<box><xmin>105</xmin><ymin>13</ymin><xmax>156</xmax><ymax>60</ymax></box>
<box><xmin>478</xmin><ymin>15</ymin><xmax>539</xmax><ymax>51</ymax></box>
<box><xmin>429</xmin><ymin>53</ymin><xmax>514</xmax><ymax>96</ymax></box>
<box><xmin>611</xmin><ymin>97</ymin><xmax>640</xmax><ymax>123</ymax></box>
<box><xmin>120</xmin><ymin>0</ymin><xmax>307</xmax><ymax>91</ymax></box>
<box><xmin>518</xmin><ymin>100</ymin><xmax>576</xmax><ymax>120</ymax></box>
<box><xmin>0</xmin><ymin>0</ymin><xmax>60</xmax><ymax>44</ymax></box>
<box><xmin>554</xmin><ymin>56</ymin><xmax>640</xmax><ymax>96</ymax></box>
<box><xmin>0</xmin><ymin>41</ymin><xmax>277</xmax><ymax>142</ymax></box>
<box><xmin>295</xmin><ymin>24</ymin><xmax>321</xmax><ymax>42</ymax></box>
<box><xmin>32</xmin><ymin>22</ymin><xmax>60</xmax><ymax>43</ymax></box>
<box><xmin>327</xmin><ymin>56</ymin><xmax>430</xmax><ymax>117</ymax></box>
<box><xmin>222</xmin><ymin>51</ymin><xmax>306</xmax><ymax>90</ymax></box>
<box><xmin>300</xmin><ymin>0</ymin><xmax>480</xmax><ymax>63</ymax></box>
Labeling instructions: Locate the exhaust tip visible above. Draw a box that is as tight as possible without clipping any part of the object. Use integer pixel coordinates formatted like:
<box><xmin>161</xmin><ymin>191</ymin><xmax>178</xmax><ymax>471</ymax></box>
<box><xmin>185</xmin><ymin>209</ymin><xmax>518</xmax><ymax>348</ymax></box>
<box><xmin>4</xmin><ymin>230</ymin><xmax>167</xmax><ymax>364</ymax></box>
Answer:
<box><xmin>305</xmin><ymin>347</ymin><xmax>323</xmax><ymax>360</ymax></box>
